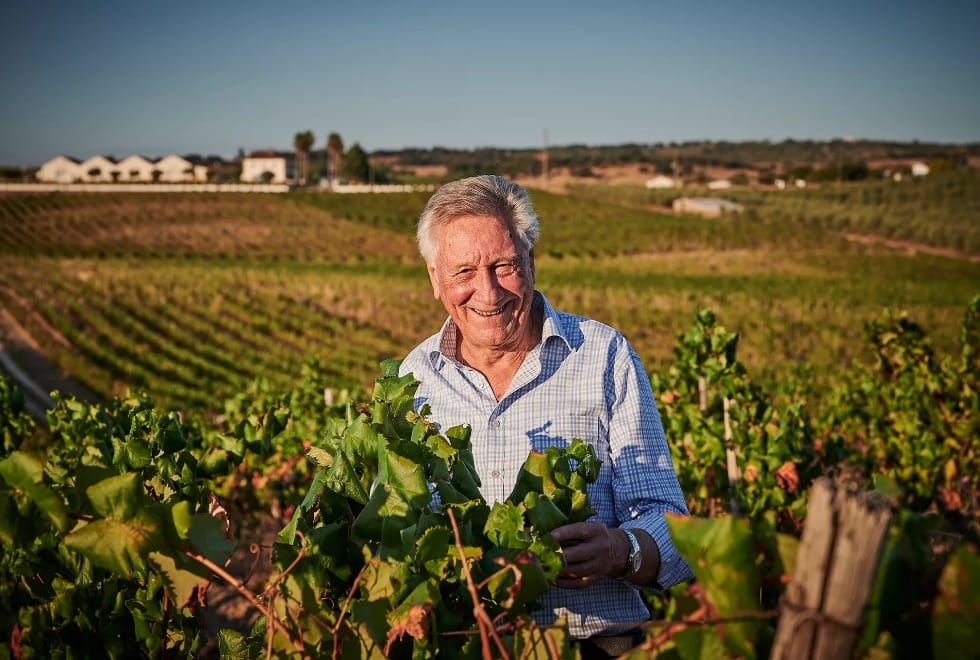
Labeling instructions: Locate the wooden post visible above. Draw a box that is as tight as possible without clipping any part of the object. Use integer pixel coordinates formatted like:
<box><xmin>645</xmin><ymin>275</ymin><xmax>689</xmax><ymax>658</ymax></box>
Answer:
<box><xmin>771</xmin><ymin>478</ymin><xmax>892</xmax><ymax>660</ymax></box>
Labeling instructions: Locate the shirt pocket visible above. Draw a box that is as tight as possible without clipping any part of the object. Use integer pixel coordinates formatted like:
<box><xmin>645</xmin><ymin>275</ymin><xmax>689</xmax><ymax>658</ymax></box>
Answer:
<box><xmin>525</xmin><ymin>414</ymin><xmax>608</xmax><ymax>466</ymax></box>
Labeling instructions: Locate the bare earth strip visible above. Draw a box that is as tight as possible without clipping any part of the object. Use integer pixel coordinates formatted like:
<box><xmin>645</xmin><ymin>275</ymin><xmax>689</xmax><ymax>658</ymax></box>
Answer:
<box><xmin>0</xmin><ymin>302</ymin><xmax>98</xmax><ymax>419</ymax></box>
<box><xmin>839</xmin><ymin>232</ymin><xmax>980</xmax><ymax>263</ymax></box>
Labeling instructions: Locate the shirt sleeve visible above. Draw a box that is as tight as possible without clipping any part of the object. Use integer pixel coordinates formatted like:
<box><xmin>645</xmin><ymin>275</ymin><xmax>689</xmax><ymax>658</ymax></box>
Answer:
<box><xmin>607</xmin><ymin>336</ymin><xmax>694</xmax><ymax>589</ymax></box>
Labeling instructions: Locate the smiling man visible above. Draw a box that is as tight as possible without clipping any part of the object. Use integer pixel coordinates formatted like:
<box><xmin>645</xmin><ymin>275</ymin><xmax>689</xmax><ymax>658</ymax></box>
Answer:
<box><xmin>399</xmin><ymin>175</ymin><xmax>692</xmax><ymax>657</ymax></box>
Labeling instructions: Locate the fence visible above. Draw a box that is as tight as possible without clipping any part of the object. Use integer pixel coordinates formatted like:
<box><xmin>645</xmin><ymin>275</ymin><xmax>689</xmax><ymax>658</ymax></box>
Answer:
<box><xmin>0</xmin><ymin>182</ymin><xmax>439</xmax><ymax>194</ymax></box>
<box><xmin>0</xmin><ymin>183</ymin><xmax>291</xmax><ymax>193</ymax></box>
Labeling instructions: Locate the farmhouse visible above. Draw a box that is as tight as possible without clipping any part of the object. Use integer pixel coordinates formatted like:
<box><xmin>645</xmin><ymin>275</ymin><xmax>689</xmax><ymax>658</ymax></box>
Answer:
<box><xmin>240</xmin><ymin>153</ymin><xmax>289</xmax><ymax>184</ymax></box>
<box><xmin>672</xmin><ymin>197</ymin><xmax>743</xmax><ymax>218</ymax></box>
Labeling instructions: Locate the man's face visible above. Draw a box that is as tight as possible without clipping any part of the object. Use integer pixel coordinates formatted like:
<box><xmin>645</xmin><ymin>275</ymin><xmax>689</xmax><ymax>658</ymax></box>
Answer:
<box><xmin>427</xmin><ymin>214</ymin><xmax>535</xmax><ymax>353</ymax></box>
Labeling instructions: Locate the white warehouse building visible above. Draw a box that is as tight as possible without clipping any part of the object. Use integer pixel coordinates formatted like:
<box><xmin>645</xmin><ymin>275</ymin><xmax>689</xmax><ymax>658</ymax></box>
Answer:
<box><xmin>35</xmin><ymin>154</ymin><xmax>208</xmax><ymax>183</ymax></box>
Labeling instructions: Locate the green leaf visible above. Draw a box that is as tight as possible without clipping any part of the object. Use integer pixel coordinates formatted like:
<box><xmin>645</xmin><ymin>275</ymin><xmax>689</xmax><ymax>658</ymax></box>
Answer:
<box><xmin>167</xmin><ymin>500</ymin><xmax>194</xmax><ymax>541</ymax></box>
<box><xmin>0</xmin><ymin>451</ymin><xmax>69</xmax><ymax>533</ymax></box>
<box><xmin>306</xmin><ymin>446</ymin><xmax>333</xmax><ymax>467</ymax></box>
<box><xmin>112</xmin><ymin>432</ymin><xmax>152</xmax><ymax>470</ymax></box>
<box><xmin>325</xmin><ymin>449</ymin><xmax>369</xmax><ymax>504</ymax></box>
<box><xmin>512</xmin><ymin>613</ymin><xmax>577</xmax><ymax>659</ymax></box>
<box><xmin>444</xmin><ymin>424</ymin><xmax>472</xmax><ymax>450</ymax></box>
<box><xmin>416</xmin><ymin>526</ymin><xmax>454</xmax><ymax>577</ymax></box>
<box><xmin>344</xmin><ymin>417</ymin><xmax>383</xmax><ymax>463</ymax></box>
<box><xmin>507</xmin><ymin>451</ymin><xmax>552</xmax><ymax>506</ymax></box>
<box><xmin>380</xmin><ymin>358</ymin><xmax>403</xmax><ymax>378</ymax></box>
<box><xmin>147</xmin><ymin>550</ymin><xmax>208</xmax><ymax>608</ymax></box>
<box><xmin>485</xmin><ymin>503</ymin><xmax>531</xmax><ymax>550</ymax></box>
<box><xmin>218</xmin><ymin>629</ymin><xmax>257</xmax><ymax>660</ymax></box>
<box><xmin>385</xmin><ymin>447</ymin><xmax>431</xmax><ymax>510</ymax></box>
<box><xmin>667</xmin><ymin>516</ymin><xmax>764</xmax><ymax>658</ymax></box>
<box><xmin>523</xmin><ymin>492</ymin><xmax>568</xmax><ymax>533</ymax></box>
<box><xmin>65</xmin><ymin>516</ymin><xmax>163</xmax><ymax>578</ymax></box>
<box><xmin>932</xmin><ymin>545</ymin><xmax>980</xmax><ymax>659</ymax></box>
<box><xmin>187</xmin><ymin>512</ymin><xmax>236</xmax><ymax>565</ymax></box>
<box><xmin>85</xmin><ymin>472</ymin><xmax>148</xmax><ymax>520</ymax></box>
<box><xmin>671</xmin><ymin>625</ymin><xmax>729</xmax><ymax>660</ymax></box>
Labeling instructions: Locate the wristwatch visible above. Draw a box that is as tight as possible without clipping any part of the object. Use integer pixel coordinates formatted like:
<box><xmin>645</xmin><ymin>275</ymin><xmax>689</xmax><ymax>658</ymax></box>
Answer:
<box><xmin>621</xmin><ymin>529</ymin><xmax>642</xmax><ymax>578</ymax></box>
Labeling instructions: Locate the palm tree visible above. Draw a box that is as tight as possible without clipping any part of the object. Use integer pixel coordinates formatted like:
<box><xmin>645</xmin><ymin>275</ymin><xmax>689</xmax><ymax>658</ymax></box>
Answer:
<box><xmin>326</xmin><ymin>133</ymin><xmax>344</xmax><ymax>183</ymax></box>
<box><xmin>293</xmin><ymin>130</ymin><xmax>315</xmax><ymax>185</ymax></box>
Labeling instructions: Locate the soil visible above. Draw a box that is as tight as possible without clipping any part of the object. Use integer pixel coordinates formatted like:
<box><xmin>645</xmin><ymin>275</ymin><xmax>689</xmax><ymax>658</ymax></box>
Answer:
<box><xmin>0</xmin><ymin>304</ymin><xmax>99</xmax><ymax>419</ymax></box>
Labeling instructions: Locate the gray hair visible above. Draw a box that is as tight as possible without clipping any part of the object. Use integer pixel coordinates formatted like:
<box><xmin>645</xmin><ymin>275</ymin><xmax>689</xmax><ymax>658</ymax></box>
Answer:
<box><xmin>416</xmin><ymin>175</ymin><xmax>540</xmax><ymax>264</ymax></box>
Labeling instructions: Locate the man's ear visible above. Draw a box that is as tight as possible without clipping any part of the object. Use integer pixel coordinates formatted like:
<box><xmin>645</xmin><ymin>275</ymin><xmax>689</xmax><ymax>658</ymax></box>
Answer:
<box><xmin>427</xmin><ymin>262</ymin><xmax>441</xmax><ymax>299</ymax></box>
<box><xmin>528</xmin><ymin>248</ymin><xmax>536</xmax><ymax>283</ymax></box>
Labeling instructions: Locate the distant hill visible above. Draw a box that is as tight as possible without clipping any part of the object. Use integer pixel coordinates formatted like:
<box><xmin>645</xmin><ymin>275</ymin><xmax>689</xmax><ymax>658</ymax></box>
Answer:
<box><xmin>374</xmin><ymin>139</ymin><xmax>980</xmax><ymax>181</ymax></box>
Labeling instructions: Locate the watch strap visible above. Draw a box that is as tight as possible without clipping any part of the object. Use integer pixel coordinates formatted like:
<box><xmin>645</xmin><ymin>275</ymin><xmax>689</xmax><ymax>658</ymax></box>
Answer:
<box><xmin>618</xmin><ymin>529</ymin><xmax>642</xmax><ymax>579</ymax></box>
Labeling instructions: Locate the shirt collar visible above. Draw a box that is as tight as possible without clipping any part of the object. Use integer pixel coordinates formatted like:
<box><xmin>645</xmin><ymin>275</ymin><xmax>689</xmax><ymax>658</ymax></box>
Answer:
<box><xmin>428</xmin><ymin>290</ymin><xmax>574</xmax><ymax>366</ymax></box>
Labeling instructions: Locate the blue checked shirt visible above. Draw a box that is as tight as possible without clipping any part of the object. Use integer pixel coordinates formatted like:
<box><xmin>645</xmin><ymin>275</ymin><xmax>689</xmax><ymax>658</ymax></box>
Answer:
<box><xmin>399</xmin><ymin>291</ymin><xmax>693</xmax><ymax>639</ymax></box>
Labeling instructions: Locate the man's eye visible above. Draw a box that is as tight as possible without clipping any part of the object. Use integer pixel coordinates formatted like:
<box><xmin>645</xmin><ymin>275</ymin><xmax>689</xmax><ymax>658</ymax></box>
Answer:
<box><xmin>497</xmin><ymin>264</ymin><xmax>517</xmax><ymax>275</ymax></box>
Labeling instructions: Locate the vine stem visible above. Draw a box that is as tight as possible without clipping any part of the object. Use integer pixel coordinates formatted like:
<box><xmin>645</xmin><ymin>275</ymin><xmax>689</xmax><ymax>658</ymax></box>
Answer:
<box><xmin>182</xmin><ymin>549</ymin><xmax>303</xmax><ymax>654</ymax></box>
<box><xmin>263</xmin><ymin>530</ymin><xmax>307</xmax><ymax>598</ymax></box>
<box><xmin>331</xmin><ymin>562</ymin><xmax>370</xmax><ymax>659</ymax></box>
<box><xmin>160</xmin><ymin>585</ymin><xmax>169</xmax><ymax>660</ymax></box>
<box><xmin>447</xmin><ymin>507</ymin><xmax>510</xmax><ymax>659</ymax></box>
<box><xmin>643</xmin><ymin>607</ymin><xmax>780</xmax><ymax>651</ymax></box>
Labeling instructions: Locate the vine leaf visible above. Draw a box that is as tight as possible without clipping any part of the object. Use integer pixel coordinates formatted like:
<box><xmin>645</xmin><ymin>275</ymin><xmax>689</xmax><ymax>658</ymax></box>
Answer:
<box><xmin>932</xmin><ymin>545</ymin><xmax>980</xmax><ymax>657</ymax></box>
<box><xmin>0</xmin><ymin>451</ymin><xmax>69</xmax><ymax>533</ymax></box>
<box><xmin>148</xmin><ymin>550</ymin><xmax>209</xmax><ymax>608</ymax></box>
<box><xmin>667</xmin><ymin>515</ymin><xmax>765</xmax><ymax>658</ymax></box>
<box><xmin>65</xmin><ymin>516</ymin><xmax>162</xmax><ymax>578</ymax></box>
<box><xmin>186</xmin><ymin>512</ymin><xmax>236</xmax><ymax>564</ymax></box>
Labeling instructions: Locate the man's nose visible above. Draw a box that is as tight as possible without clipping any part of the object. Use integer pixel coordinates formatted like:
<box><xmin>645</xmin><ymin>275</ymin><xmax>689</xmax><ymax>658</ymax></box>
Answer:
<box><xmin>474</xmin><ymin>267</ymin><xmax>502</xmax><ymax>297</ymax></box>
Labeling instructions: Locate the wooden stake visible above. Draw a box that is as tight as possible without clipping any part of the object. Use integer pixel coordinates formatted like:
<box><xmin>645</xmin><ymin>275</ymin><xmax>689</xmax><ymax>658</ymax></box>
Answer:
<box><xmin>771</xmin><ymin>478</ymin><xmax>891</xmax><ymax>660</ymax></box>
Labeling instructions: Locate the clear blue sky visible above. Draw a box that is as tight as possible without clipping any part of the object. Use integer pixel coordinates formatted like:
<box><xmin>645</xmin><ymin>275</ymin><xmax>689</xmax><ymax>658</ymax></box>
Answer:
<box><xmin>1</xmin><ymin>0</ymin><xmax>978</xmax><ymax>166</ymax></box>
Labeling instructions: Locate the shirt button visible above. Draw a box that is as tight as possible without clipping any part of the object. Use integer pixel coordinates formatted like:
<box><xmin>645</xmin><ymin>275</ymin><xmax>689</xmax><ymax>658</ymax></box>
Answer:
<box><xmin>491</xmin><ymin>470</ymin><xmax>501</xmax><ymax>478</ymax></box>
<box><xmin>491</xmin><ymin>419</ymin><xmax>501</xmax><ymax>429</ymax></box>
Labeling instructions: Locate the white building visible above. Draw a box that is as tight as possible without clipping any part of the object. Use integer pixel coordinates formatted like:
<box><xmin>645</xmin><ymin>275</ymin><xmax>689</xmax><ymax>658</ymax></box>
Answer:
<box><xmin>672</xmin><ymin>197</ymin><xmax>743</xmax><ymax>218</ymax></box>
<box><xmin>155</xmin><ymin>154</ymin><xmax>204</xmax><ymax>182</ymax></box>
<box><xmin>707</xmin><ymin>179</ymin><xmax>732</xmax><ymax>190</ymax></box>
<box><xmin>35</xmin><ymin>153</ymin><xmax>208</xmax><ymax>183</ymax></box>
<box><xmin>241</xmin><ymin>155</ymin><xmax>288</xmax><ymax>184</ymax></box>
<box><xmin>35</xmin><ymin>156</ymin><xmax>81</xmax><ymax>183</ymax></box>
<box><xmin>78</xmin><ymin>155</ymin><xmax>117</xmax><ymax>182</ymax></box>
<box><xmin>115</xmin><ymin>155</ymin><xmax>155</xmax><ymax>182</ymax></box>
<box><xmin>645</xmin><ymin>175</ymin><xmax>676</xmax><ymax>189</ymax></box>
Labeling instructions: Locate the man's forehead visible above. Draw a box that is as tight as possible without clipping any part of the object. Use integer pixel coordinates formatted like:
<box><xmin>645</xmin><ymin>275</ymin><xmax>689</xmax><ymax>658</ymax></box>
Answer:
<box><xmin>435</xmin><ymin>217</ymin><xmax>519</xmax><ymax>255</ymax></box>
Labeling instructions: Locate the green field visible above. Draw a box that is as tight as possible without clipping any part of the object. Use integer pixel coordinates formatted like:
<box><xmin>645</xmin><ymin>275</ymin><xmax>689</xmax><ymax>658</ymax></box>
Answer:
<box><xmin>0</xmin><ymin>176</ymin><xmax>977</xmax><ymax>416</ymax></box>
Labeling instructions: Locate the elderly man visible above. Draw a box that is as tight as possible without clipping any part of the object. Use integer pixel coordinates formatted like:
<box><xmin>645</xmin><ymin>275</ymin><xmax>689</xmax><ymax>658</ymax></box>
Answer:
<box><xmin>399</xmin><ymin>175</ymin><xmax>692</xmax><ymax>656</ymax></box>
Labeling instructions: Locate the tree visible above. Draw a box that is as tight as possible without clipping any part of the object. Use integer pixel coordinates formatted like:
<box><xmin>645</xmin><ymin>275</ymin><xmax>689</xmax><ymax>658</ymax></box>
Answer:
<box><xmin>341</xmin><ymin>142</ymin><xmax>369</xmax><ymax>183</ymax></box>
<box><xmin>326</xmin><ymin>132</ymin><xmax>344</xmax><ymax>182</ymax></box>
<box><xmin>293</xmin><ymin>130</ymin><xmax>315</xmax><ymax>185</ymax></box>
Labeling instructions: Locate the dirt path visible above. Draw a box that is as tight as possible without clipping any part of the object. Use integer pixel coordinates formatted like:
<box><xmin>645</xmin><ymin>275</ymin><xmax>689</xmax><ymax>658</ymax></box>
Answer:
<box><xmin>0</xmin><ymin>304</ymin><xmax>99</xmax><ymax>420</ymax></box>
<box><xmin>839</xmin><ymin>232</ymin><xmax>980</xmax><ymax>263</ymax></box>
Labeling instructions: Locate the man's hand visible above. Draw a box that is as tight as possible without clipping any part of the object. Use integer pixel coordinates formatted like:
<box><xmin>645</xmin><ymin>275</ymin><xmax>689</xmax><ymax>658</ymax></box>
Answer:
<box><xmin>550</xmin><ymin>522</ymin><xmax>630</xmax><ymax>589</ymax></box>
